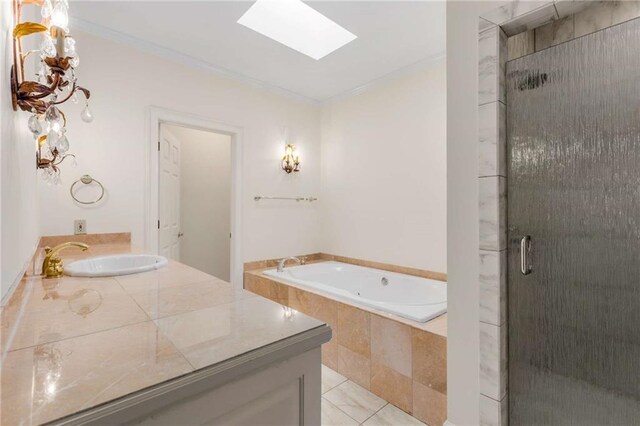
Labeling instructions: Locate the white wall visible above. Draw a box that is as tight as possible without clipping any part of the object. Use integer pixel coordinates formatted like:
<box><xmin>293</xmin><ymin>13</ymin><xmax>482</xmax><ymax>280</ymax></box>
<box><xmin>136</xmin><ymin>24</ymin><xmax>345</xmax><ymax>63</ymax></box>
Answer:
<box><xmin>167</xmin><ymin>124</ymin><xmax>231</xmax><ymax>280</ymax></box>
<box><xmin>320</xmin><ymin>59</ymin><xmax>446</xmax><ymax>273</ymax></box>
<box><xmin>37</xmin><ymin>31</ymin><xmax>322</xmax><ymax>263</ymax></box>
<box><xmin>0</xmin><ymin>3</ymin><xmax>40</xmax><ymax>302</ymax></box>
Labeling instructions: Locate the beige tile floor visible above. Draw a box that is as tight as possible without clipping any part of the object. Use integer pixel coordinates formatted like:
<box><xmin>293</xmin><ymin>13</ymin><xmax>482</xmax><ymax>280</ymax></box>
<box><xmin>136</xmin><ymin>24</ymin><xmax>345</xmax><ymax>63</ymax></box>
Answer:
<box><xmin>321</xmin><ymin>366</ymin><xmax>426</xmax><ymax>426</ymax></box>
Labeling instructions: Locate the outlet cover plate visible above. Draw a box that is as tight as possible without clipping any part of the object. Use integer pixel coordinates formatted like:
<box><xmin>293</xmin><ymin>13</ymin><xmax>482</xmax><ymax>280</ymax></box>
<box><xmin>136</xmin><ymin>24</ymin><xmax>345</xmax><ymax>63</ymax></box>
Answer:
<box><xmin>74</xmin><ymin>219</ymin><xmax>87</xmax><ymax>235</ymax></box>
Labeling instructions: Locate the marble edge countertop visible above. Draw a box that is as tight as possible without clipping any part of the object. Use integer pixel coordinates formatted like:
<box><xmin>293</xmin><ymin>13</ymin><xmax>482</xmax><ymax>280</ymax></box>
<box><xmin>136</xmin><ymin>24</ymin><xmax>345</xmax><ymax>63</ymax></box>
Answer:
<box><xmin>0</xmin><ymin>243</ymin><xmax>329</xmax><ymax>426</ymax></box>
<box><xmin>243</xmin><ymin>266</ymin><xmax>448</xmax><ymax>337</ymax></box>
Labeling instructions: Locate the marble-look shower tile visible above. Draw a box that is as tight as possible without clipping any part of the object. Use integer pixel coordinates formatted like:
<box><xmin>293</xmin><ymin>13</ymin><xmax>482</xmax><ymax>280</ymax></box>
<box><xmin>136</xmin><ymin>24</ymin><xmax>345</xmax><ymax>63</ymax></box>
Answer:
<box><xmin>479</xmin><ymin>17</ymin><xmax>496</xmax><ymax>33</ymax></box>
<box><xmin>574</xmin><ymin>0</ymin><xmax>640</xmax><ymax>38</ymax></box>
<box><xmin>480</xmin><ymin>322</ymin><xmax>508</xmax><ymax>400</ymax></box>
<box><xmin>479</xmin><ymin>102</ymin><xmax>506</xmax><ymax>177</ymax></box>
<box><xmin>479</xmin><ymin>177</ymin><xmax>507</xmax><ymax>251</ymax></box>
<box><xmin>554</xmin><ymin>0</ymin><xmax>593</xmax><ymax>18</ymax></box>
<box><xmin>501</xmin><ymin>2</ymin><xmax>559</xmax><ymax>36</ymax></box>
<box><xmin>479</xmin><ymin>250</ymin><xmax>507</xmax><ymax>326</ymax></box>
<box><xmin>479</xmin><ymin>27</ymin><xmax>507</xmax><ymax>105</ymax></box>
<box><xmin>535</xmin><ymin>14</ymin><xmax>575</xmax><ymax>50</ymax></box>
<box><xmin>481</xmin><ymin>1</ymin><xmax>554</xmax><ymax>25</ymax></box>
<box><xmin>480</xmin><ymin>394</ymin><xmax>508</xmax><ymax>426</ymax></box>
<box><xmin>507</xmin><ymin>30</ymin><xmax>535</xmax><ymax>60</ymax></box>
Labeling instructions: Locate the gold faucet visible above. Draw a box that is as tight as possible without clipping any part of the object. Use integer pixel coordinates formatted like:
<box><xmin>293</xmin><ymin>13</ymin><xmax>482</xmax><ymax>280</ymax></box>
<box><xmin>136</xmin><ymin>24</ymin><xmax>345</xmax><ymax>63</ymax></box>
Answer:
<box><xmin>42</xmin><ymin>242</ymin><xmax>89</xmax><ymax>278</ymax></box>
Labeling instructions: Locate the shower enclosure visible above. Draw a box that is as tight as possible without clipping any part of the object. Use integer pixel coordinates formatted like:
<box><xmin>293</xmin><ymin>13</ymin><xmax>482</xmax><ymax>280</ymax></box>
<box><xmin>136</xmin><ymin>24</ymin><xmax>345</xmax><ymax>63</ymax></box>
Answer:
<box><xmin>507</xmin><ymin>17</ymin><xmax>640</xmax><ymax>425</ymax></box>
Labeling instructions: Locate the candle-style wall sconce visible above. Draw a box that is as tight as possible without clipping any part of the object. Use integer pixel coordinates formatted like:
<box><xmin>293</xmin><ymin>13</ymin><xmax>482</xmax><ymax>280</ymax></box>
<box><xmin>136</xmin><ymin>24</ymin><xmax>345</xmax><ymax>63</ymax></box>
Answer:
<box><xmin>10</xmin><ymin>0</ymin><xmax>92</xmax><ymax>184</ymax></box>
<box><xmin>281</xmin><ymin>143</ymin><xmax>300</xmax><ymax>174</ymax></box>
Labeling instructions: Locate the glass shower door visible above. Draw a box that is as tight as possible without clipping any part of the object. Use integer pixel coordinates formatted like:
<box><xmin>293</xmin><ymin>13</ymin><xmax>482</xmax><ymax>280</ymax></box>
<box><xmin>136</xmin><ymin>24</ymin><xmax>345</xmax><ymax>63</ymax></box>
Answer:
<box><xmin>507</xmin><ymin>17</ymin><xmax>640</xmax><ymax>425</ymax></box>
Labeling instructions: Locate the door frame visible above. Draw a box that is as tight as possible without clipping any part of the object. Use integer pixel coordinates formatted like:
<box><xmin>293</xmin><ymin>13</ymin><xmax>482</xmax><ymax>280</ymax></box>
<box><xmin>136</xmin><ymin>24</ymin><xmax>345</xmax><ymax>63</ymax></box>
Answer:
<box><xmin>146</xmin><ymin>106</ymin><xmax>243</xmax><ymax>289</ymax></box>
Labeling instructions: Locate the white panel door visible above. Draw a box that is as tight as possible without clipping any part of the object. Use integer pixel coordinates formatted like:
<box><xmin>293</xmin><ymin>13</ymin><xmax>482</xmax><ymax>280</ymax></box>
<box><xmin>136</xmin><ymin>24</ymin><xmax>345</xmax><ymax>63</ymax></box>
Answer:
<box><xmin>159</xmin><ymin>126</ymin><xmax>181</xmax><ymax>261</ymax></box>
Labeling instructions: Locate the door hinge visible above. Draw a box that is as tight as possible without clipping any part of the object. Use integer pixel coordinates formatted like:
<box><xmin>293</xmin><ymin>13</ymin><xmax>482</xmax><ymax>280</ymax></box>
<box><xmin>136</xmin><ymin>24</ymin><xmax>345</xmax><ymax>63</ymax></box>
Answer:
<box><xmin>158</xmin><ymin>220</ymin><xmax>160</xmax><ymax>229</ymax></box>
<box><xmin>158</xmin><ymin>141</ymin><xmax>160</xmax><ymax>151</ymax></box>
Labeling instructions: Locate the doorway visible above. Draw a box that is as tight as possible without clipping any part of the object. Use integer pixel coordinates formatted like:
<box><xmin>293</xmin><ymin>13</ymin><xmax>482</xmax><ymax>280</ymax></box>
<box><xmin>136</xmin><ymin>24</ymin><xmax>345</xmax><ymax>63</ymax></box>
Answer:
<box><xmin>159</xmin><ymin>124</ymin><xmax>232</xmax><ymax>281</ymax></box>
<box><xmin>146</xmin><ymin>107</ymin><xmax>243</xmax><ymax>288</ymax></box>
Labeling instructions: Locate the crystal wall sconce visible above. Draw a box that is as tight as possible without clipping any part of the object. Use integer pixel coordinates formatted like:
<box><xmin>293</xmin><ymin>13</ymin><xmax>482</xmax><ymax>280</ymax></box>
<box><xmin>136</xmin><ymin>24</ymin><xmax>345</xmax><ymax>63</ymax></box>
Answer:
<box><xmin>10</xmin><ymin>0</ymin><xmax>92</xmax><ymax>184</ymax></box>
<box><xmin>281</xmin><ymin>144</ymin><xmax>300</xmax><ymax>174</ymax></box>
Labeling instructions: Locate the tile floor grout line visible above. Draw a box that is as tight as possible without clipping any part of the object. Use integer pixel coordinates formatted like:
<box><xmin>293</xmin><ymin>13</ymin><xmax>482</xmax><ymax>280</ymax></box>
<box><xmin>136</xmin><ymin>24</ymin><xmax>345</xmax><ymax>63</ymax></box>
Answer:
<box><xmin>321</xmin><ymin>395</ymin><xmax>362</xmax><ymax>425</ymax></box>
<box><xmin>322</xmin><ymin>375</ymin><xmax>425</xmax><ymax>426</ymax></box>
<box><xmin>359</xmin><ymin>402</ymin><xmax>389</xmax><ymax>425</ymax></box>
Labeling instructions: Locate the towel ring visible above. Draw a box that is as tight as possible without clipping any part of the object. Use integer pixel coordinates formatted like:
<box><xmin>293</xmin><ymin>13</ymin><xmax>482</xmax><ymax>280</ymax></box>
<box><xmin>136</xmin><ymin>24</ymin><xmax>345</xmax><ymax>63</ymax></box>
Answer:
<box><xmin>70</xmin><ymin>174</ymin><xmax>105</xmax><ymax>205</ymax></box>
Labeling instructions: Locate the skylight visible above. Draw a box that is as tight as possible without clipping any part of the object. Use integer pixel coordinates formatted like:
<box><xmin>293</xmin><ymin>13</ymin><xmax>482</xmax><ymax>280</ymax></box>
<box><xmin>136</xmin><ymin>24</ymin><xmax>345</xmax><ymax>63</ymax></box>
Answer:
<box><xmin>237</xmin><ymin>0</ymin><xmax>357</xmax><ymax>60</ymax></box>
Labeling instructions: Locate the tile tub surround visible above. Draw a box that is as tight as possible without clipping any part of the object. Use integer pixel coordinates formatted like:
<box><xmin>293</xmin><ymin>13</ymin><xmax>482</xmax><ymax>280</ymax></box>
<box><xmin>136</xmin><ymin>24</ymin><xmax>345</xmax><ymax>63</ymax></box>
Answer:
<box><xmin>244</xmin><ymin>267</ymin><xmax>447</xmax><ymax>426</ymax></box>
<box><xmin>245</xmin><ymin>253</ymin><xmax>447</xmax><ymax>283</ymax></box>
<box><xmin>1</xmin><ymin>243</ymin><xmax>329</xmax><ymax>425</ymax></box>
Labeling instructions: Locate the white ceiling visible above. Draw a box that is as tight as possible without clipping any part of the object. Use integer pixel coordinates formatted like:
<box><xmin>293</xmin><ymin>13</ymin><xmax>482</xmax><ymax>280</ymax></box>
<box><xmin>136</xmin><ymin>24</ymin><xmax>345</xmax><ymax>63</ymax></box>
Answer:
<box><xmin>70</xmin><ymin>1</ymin><xmax>445</xmax><ymax>101</ymax></box>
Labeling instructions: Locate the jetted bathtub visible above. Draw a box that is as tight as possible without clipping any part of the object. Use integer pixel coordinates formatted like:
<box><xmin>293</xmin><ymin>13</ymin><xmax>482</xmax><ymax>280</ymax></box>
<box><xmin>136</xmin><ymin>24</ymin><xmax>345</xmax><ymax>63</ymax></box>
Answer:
<box><xmin>263</xmin><ymin>261</ymin><xmax>447</xmax><ymax>323</ymax></box>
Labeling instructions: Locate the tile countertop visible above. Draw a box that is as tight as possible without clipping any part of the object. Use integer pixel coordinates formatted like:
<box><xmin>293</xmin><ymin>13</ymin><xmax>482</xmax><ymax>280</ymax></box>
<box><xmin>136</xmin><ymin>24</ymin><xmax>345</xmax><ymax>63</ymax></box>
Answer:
<box><xmin>0</xmin><ymin>243</ymin><xmax>327</xmax><ymax>426</ymax></box>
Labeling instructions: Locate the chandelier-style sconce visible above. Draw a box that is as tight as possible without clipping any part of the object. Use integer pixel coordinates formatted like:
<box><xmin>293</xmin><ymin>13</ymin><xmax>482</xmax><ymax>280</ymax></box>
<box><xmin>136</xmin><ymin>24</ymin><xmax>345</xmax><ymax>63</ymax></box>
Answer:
<box><xmin>10</xmin><ymin>0</ymin><xmax>92</xmax><ymax>184</ymax></box>
<box><xmin>281</xmin><ymin>143</ymin><xmax>300</xmax><ymax>174</ymax></box>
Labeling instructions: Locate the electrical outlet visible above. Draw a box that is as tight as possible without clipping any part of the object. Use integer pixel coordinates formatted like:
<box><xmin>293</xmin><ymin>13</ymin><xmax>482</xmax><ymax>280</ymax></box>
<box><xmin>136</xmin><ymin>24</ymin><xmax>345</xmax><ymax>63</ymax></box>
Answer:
<box><xmin>74</xmin><ymin>219</ymin><xmax>87</xmax><ymax>235</ymax></box>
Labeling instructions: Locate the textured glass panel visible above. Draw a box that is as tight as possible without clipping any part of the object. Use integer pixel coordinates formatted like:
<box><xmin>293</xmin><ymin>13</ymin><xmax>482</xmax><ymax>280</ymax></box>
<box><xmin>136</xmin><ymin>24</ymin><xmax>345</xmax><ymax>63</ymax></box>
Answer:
<box><xmin>507</xmin><ymin>18</ymin><xmax>640</xmax><ymax>425</ymax></box>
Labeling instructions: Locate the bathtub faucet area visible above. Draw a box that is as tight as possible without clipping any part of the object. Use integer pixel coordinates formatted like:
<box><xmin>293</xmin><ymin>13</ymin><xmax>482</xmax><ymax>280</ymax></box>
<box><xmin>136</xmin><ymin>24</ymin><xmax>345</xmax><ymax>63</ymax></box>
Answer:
<box><xmin>277</xmin><ymin>256</ymin><xmax>306</xmax><ymax>272</ymax></box>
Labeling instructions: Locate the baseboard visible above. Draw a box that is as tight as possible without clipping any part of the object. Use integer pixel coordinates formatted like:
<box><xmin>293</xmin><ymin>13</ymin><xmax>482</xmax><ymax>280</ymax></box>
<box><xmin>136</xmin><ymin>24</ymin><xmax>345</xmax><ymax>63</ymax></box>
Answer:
<box><xmin>444</xmin><ymin>420</ymin><xmax>456</xmax><ymax>426</ymax></box>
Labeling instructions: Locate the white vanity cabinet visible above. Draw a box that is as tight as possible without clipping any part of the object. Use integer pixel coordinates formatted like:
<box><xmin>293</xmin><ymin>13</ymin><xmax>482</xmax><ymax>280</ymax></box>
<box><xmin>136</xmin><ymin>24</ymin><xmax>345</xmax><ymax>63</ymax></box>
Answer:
<box><xmin>52</xmin><ymin>327</ymin><xmax>329</xmax><ymax>426</ymax></box>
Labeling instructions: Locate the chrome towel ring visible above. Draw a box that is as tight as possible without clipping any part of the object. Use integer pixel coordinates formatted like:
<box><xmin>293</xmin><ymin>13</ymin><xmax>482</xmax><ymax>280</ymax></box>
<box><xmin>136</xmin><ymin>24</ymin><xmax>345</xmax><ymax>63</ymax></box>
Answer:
<box><xmin>70</xmin><ymin>174</ymin><xmax>105</xmax><ymax>205</ymax></box>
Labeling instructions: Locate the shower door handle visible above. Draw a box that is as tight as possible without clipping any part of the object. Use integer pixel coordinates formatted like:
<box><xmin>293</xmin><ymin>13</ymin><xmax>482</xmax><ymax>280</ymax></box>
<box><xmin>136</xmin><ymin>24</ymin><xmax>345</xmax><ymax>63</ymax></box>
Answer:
<box><xmin>520</xmin><ymin>235</ymin><xmax>532</xmax><ymax>275</ymax></box>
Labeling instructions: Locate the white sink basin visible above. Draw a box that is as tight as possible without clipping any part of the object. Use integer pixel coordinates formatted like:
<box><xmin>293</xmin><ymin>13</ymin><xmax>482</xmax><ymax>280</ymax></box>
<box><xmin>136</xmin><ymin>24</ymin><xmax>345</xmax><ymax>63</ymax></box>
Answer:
<box><xmin>64</xmin><ymin>254</ymin><xmax>168</xmax><ymax>277</ymax></box>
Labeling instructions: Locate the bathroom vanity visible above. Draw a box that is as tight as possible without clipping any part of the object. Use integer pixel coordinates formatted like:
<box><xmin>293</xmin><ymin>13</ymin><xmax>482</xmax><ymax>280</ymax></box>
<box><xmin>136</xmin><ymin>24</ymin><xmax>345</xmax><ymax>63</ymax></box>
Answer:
<box><xmin>1</xmin><ymin>241</ymin><xmax>331</xmax><ymax>425</ymax></box>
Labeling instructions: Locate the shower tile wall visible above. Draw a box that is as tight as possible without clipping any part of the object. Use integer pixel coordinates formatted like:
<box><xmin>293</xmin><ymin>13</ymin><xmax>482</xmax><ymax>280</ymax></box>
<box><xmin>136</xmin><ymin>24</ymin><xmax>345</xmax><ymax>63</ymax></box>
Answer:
<box><xmin>508</xmin><ymin>1</ymin><xmax>640</xmax><ymax>60</ymax></box>
<box><xmin>477</xmin><ymin>17</ymin><xmax>508</xmax><ymax>426</ymax></box>
<box><xmin>478</xmin><ymin>1</ymin><xmax>640</xmax><ymax>424</ymax></box>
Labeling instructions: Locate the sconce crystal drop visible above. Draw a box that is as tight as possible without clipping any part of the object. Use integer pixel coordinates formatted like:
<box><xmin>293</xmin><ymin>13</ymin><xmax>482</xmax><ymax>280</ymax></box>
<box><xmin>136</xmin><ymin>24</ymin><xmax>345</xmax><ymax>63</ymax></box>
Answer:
<box><xmin>57</xmin><ymin>134</ymin><xmax>69</xmax><ymax>154</ymax></box>
<box><xmin>28</xmin><ymin>114</ymin><xmax>42</xmax><ymax>135</ymax></box>
<box><xmin>80</xmin><ymin>104</ymin><xmax>93</xmax><ymax>123</ymax></box>
<box><xmin>40</xmin><ymin>35</ymin><xmax>56</xmax><ymax>57</ymax></box>
<box><xmin>47</xmin><ymin>128</ymin><xmax>62</xmax><ymax>149</ymax></box>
